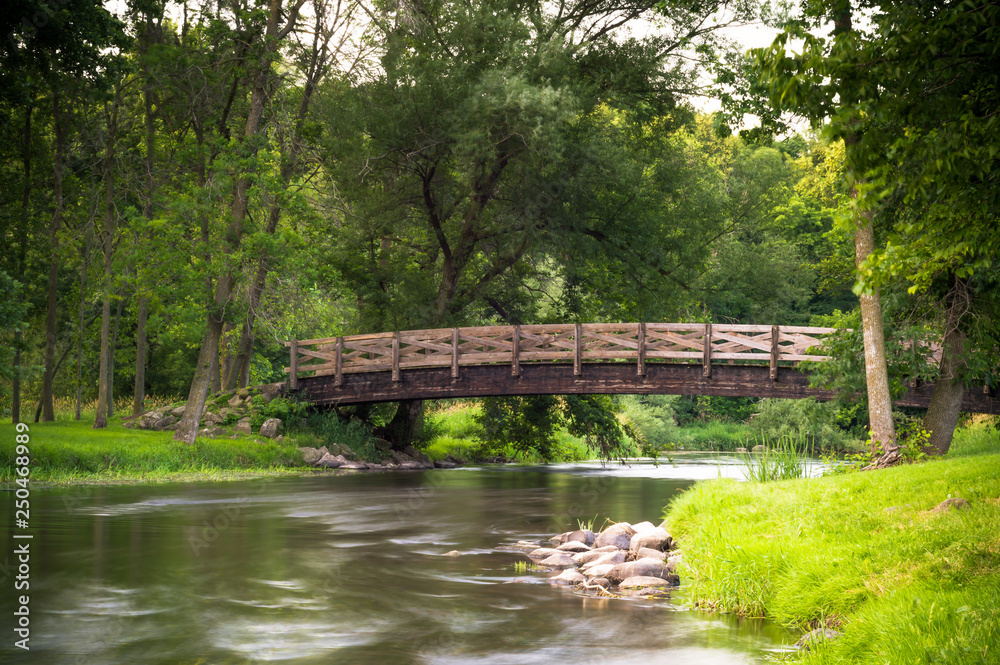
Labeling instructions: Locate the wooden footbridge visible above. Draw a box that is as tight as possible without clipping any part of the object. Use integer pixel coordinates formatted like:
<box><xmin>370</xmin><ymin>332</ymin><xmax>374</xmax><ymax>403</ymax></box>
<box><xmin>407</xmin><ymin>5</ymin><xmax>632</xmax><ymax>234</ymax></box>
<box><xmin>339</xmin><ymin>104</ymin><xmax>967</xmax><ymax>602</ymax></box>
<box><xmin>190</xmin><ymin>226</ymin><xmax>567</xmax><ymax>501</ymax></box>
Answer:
<box><xmin>284</xmin><ymin>323</ymin><xmax>999</xmax><ymax>413</ymax></box>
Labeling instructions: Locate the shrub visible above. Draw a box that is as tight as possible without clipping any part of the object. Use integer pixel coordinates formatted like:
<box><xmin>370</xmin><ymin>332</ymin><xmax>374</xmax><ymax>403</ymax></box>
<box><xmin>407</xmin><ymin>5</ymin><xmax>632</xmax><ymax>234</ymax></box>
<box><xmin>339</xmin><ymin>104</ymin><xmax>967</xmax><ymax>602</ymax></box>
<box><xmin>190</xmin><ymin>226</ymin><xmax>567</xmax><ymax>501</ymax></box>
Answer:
<box><xmin>751</xmin><ymin>398</ymin><xmax>855</xmax><ymax>452</ymax></box>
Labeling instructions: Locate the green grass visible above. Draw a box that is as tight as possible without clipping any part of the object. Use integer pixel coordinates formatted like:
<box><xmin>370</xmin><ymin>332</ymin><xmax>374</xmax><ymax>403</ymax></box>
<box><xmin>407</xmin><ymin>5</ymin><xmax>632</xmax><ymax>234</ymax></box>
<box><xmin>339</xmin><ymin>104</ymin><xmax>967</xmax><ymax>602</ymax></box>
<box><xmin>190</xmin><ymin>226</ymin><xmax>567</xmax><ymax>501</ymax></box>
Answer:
<box><xmin>675</xmin><ymin>420</ymin><xmax>754</xmax><ymax>451</ymax></box>
<box><xmin>663</xmin><ymin>420</ymin><xmax>1000</xmax><ymax>663</ymax></box>
<box><xmin>0</xmin><ymin>419</ymin><xmax>307</xmax><ymax>484</ymax></box>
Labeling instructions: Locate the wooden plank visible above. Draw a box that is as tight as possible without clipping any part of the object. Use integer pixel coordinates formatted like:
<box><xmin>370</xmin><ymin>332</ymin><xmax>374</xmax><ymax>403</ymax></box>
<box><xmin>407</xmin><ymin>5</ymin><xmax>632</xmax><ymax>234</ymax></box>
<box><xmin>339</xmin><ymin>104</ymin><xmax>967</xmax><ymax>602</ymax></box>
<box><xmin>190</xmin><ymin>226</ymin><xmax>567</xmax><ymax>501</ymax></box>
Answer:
<box><xmin>392</xmin><ymin>331</ymin><xmax>400</xmax><ymax>382</ymax></box>
<box><xmin>703</xmin><ymin>323</ymin><xmax>712</xmax><ymax>378</ymax></box>
<box><xmin>520</xmin><ymin>350</ymin><xmax>576</xmax><ymax>361</ymax></box>
<box><xmin>637</xmin><ymin>322</ymin><xmax>646</xmax><ymax>376</ymax></box>
<box><xmin>451</xmin><ymin>328</ymin><xmax>460</xmax><ymax>379</ymax></box>
<box><xmin>334</xmin><ymin>336</ymin><xmax>343</xmax><ymax>387</ymax></box>
<box><xmin>290</xmin><ymin>340</ymin><xmax>299</xmax><ymax>390</ymax></box>
<box><xmin>770</xmin><ymin>325</ymin><xmax>779</xmax><ymax>380</ymax></box>
<box><xmin>512</xmin><ymin>324</ymin><xmax>521</xmax><ymax>377</ymax></box>
<box><xmin>574</xmin><ymin>323</ymin><xmax>582</xmax><ymax>377</ymax></box>
<box><xmin>646</xmin><ymin>350</ymin><xmax>703</xmax><ymax>360</ymax></box>
<box><xmin>711</xmin><ymin>330</ymin><xmax>773</xmax><ymax>353</ymax></box>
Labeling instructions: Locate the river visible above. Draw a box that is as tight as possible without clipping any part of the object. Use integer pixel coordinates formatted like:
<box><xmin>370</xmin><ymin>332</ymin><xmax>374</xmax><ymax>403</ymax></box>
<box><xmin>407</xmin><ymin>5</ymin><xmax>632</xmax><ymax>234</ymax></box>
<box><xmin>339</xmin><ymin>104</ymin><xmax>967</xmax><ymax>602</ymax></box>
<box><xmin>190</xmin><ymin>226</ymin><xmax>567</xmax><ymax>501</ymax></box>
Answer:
<box><xmin>1</xmin><ymin>456</ymin><xmax>797</xmax><ymax>663</ymax></box>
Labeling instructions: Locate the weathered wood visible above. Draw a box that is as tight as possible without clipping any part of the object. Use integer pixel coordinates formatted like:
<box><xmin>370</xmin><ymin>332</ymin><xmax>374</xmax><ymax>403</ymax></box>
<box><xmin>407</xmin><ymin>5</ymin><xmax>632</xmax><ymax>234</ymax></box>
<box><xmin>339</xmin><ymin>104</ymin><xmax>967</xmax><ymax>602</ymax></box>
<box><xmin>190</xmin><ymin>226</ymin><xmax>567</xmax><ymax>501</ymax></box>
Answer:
<box><xmin>637</xmin><ymin>322</ymin><xmax>646</xmax><ymax>376</ymax></box>
<box><xmin>289</xmin><ymin>340</ymin><xmax>298</xmax><ymax>390</ymax></box>
<box><xmin>392</xmin><ymin>331</ymin><xmax>400</xmax><ymax>382</ymax></box>
<box><xmin>512</xmin><ymin>324</ymin><xmax>521</xmax><ymax>377</ymax></box>
<box><xmin>574</xmin><ymin>323</ymin><xmax>582</xmax><ymax>377</ymax></box>
<box><xmin>451</xmin><ymin>328</ymin><xmax>460</xmax><ymax>379</ymax></box>
<box><xmin>703</xmin><ymin>323</ymin><xmax>712</xmax><ymax>378</ymax></box>
<box><xmin>334</xmin><ymin>336</ymin><xmax>343</xmax><ymax>387</ymax></box>
<box><xmin>770</xmin><ymin>325</ymin><xmax>779</xmax><ymax>381</ymax></box>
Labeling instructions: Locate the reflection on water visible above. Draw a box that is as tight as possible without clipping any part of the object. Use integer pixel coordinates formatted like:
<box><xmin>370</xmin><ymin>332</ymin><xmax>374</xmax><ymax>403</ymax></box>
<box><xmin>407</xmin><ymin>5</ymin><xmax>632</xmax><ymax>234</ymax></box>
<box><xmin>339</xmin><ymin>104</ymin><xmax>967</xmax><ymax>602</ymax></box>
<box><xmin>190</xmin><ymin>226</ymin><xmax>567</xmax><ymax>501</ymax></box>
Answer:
<box><xmin>1</xmin><ymin>458</ymin><xmax>797</xmax><ymax>664</ymax></box>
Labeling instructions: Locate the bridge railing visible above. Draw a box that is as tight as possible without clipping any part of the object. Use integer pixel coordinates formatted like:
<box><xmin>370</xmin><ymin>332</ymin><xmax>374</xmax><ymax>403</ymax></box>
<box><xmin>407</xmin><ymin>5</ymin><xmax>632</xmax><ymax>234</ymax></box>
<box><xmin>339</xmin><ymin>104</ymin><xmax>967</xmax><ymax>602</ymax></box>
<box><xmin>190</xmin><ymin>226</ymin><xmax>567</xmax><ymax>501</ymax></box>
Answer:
<box><xmin>284</xmin><ymin>323</ymin><xmax>838</xmax><ymax>389</ymax></box>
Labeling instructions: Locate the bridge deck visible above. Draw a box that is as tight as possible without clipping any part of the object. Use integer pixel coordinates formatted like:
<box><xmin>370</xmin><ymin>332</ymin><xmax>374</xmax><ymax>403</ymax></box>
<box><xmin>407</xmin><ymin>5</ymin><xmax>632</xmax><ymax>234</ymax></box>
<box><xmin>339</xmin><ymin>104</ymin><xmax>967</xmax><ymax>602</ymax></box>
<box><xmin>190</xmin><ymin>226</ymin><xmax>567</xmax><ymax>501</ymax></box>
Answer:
<box><xmin>284</xmin><ymin>323</ymin><xmax>998</xmax><ymax>413</ymax></box>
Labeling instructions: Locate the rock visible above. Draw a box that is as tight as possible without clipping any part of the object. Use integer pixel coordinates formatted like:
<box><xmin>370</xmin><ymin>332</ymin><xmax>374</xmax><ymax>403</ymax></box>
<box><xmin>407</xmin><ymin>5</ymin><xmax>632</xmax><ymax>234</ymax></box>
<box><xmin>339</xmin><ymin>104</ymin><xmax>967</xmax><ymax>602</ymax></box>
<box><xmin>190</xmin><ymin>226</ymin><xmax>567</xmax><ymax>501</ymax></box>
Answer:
<box><xmin>588</xmin><ymin>577</ymin><xmax>611</xmax><ymax>588</ymax></box>
<box><xmin>138</xmin><ymin>410</ymin><xmax>164</xmax><ymax>429</ymax></box>
<box><xmin>515</xmin><ymin>540</ymin><xmax>542</xmax><ymax>550</ymax></box>
<box><xmin>275</xmin><ymin>435</ymin><xmax>284</xmax><ymax>442</ymax></box>
<box><xmin>619</xmin><ymin>576</ymin><xmax>673</xmax><ymax>589</ymax></box>
<box><xmin>300</xmin><ymin>447</ymin><xmax>325</xmax><ymax>465</ymax></box>
<box><xmin>594</xmin><ymin>523</ymin><xmax>636</xmax><ymax>550</ymax></box>
<box><xmin>338</xmin><ymin>460</ymin><xmax>367</xmax><ymax>470</ymax></box>
<box><xmin>582</xmin><ymin>564</ymin><xmax>616</xmax><ymax>578</ymax></box>
<box><xmin>629</xmin><ymin>526</ymin><xmax>672</xmax><ymax>553</ymax></box>
<box><xmin>398</xmin><ymin>461</ymin><xmax>425</xmax><ymax>470</ymax></box>
<box><xmin>234</xmin><ymin>420</ymin><xmax>253</xmax><ymax>435</ymax></box>
<box><xmin>635</xmin><ymin>547</ymin><xmax>666</xmax><ymax>562</ymax></box>
<box><xmin>631</xmin><ymin>521</ymin><xmax>656</xmax><ymax>533</ymax></box>
<box><xmin>528</xmin><ymin>547</ymin><xmax>563</xmax><ymax>559</ymax></box>
<box><xmin>402</xmin><ymin>445</ymin><xmax>433</xmax><ymax>466</ymax></box>
<box><xmin>219</xmin><ymin>408</ymin><xmax>236</xmax><ymax>420</ymax></box>
<box><xmin>736</xmin><ymin>447</ymin><xmax>748</xmax><ymax>453</ymax></box>
<box><xmin>564</xmin><ymin>529</ymin><xmax>596</xmax><ymax>546</ymax></box>
<box><xmin>538</xmin><ymin>553</ymin><xmax>578</xmax><ymax>569</ymax></box>
<box><xmin>795</xmin><ymin>628</ymin><xmax>842</xmax><ymax>650</ymax></box>
<box><xmin>259</xmin><ymin>418</ymin><xmax>282</xmax><ymax>438</ymax></box>
<box><xmin>202</xmin><ymin>411</ymin><xmax>221</xmax><ymax>424</ymax></box>
<box><xmin>581</xmin><ymin>550</ymin><xmax>626</xmax><ymax>570</ymax></box>
<box><xmin>365</xmin><ymin>463</ymin><xmax>385</xmax><ymax>470</ymax></box>
<box><xmin>621</xmin><ymin>587</ymin><xmax>671</xmax><ymax>599</ymax></box>
<box><xmin>444</xmin><ymin>550</ymin><xmax>461</xmax><ymax>556</ymax></box>
<box><xmin>549</xmin><ymin>533</ymin><xmax>570</xmax><ymax>544</ymax></box>
<box><xmin>198</xmin><ymin>426</ymin><xmax>226</xmax><ymax>439</ymax></box>
<box><xmin>227</xmin><ymin>394</ymin><xmax>243</xmax><ymax>408</ymax></box>
<box><xmin>153</xmin><ymin>415</ymin><xmax>177</xmax><ymax>431</ymax></box>
<box><xmin>667</xmin><ymin>553</ymin><xmax>683</xmax><ymax>569</ymax></box>
<box><xmin>549</xmin><ymin>569</ymin><xmax>586</xmax><ymax>586</ymax></box>
<box><xmin>238</xmin><ymin>388</ymin><xmax>250</xmax><ymax>398</ymax></box>
<box><xmin>574</xmin><ymin>546</ymin><xmax>622</xmax><ymax>565</ymax></box>
<box><xmin>932</xmin><ymin>497</ymin><xmax>970</xmax><ymax>513</ymax></box>
<box><xmin>315</xmin><ymin>453</ymin><xmax>345</xmax><ymax>468</ymax></box>
<box><xmin>171</xmin><ymin>406</ymin><xmax>187</xmax><ymax>418</ymax></box>
<box><xmin>122</xmin><ymin>420</ymin><xmax>135</xmax><ymax>429</ymax></box>
<box><xmin>556</xmin><ymin>541</ymin><xmax>591</xmax><ymax>553</ymax></box>
<box><xmin>752</xmin><ymin>444</ymin><xmax>766</xmax><ymax>453</ymax></box>
<box><xmin>434</xmin><ymin>460</ymin><xmax>457</xmax><ymax>468</ymax></box>
<box><xmin>605</xmin><ymin>558</ymin><xmax>679</xmax><ymax>584</ymax></box>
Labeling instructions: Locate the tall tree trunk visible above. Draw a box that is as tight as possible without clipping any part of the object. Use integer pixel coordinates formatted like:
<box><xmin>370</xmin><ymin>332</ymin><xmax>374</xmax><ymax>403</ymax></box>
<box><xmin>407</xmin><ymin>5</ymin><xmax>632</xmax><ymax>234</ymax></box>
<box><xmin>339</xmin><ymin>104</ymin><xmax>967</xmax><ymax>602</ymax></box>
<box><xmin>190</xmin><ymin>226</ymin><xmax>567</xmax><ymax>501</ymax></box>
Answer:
<box><xmin>107</xmin><ymin>289</ymin><xmax>125</xmax><ymax>418</ymax></box>
<box><xmin>134</xmin><ymin>52</ymin><xmax>156</xmax><ymax>417</ymax></box>
<box><xmin>94</xmin><ymin>93</ymin><xmax>120</xmax><ymax>429</ymax></box>
<box><xmin>12</xmin><ymin>100</ymin><xmax>32</xmax><ymax>424</ymax></box>
<box><xmin>42</xmin><ymin>89</ymin><xmax>66</xmax><ymax>422</ymax></box>
<box><xmin>174</xmin><ymin>0</ymin><xmax>305</xmax><ymax>444</ymax></box>
<box><xmin>924</xmin><ymin>276</ymin><xmax>969</xmax><ymax>455</ymax></box>
<box><xmin>76</xmin><ymin>209</ymin><xmax>94</xmax><ymax>421</ymax></box>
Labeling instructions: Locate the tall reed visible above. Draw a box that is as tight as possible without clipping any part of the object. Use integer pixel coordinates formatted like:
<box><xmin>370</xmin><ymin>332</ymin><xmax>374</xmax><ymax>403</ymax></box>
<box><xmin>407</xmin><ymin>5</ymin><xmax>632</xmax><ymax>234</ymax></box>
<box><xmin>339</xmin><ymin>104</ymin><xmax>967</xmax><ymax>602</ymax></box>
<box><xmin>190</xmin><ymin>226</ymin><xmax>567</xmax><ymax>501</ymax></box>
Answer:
<box><xmin>740</xmin><ymin>434</ymin><xmax>815</xmax><ymax>482</ymax></box>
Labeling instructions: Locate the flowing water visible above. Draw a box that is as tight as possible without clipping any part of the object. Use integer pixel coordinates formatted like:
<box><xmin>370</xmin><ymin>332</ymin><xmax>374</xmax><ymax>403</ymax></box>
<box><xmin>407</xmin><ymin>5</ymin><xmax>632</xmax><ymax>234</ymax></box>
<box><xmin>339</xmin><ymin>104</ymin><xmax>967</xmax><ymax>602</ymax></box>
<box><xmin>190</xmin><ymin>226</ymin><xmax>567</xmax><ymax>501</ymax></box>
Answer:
<box><xmin>1</xmin><ymin>457</ymin><xmax>797</xmax><ymax>664</ymax></box>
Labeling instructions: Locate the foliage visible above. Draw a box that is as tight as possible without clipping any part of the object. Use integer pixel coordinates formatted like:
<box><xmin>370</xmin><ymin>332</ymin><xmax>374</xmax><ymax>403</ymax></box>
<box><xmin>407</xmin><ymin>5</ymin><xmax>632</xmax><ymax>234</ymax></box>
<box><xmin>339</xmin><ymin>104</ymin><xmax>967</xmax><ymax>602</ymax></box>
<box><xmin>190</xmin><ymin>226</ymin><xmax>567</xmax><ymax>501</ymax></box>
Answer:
<box><xmin>306</xmin><ymin>411</ymin><xmax>383</xmax><ymax>463</ymax></box>
<box><xmin>740</xmin><ymin>434</ymin><xmax>814</xmax><ymax>482</ymax></box>
<box><xmin>677</xmin><ymin>420</ymin><xmax>754</xmax><ymax>452</ymax></box>
<box><xmin>751</xmin><ymin>398</ymin><xmax>856</xmax><ymax>452</ymax></box>
<box><xmin>619</xmin><ymin>395</ymin><xmax>680</xmax><ymax>451</ymax></box>
<box><xmin>248</xmin><ymin>395</ymin><xmax>309</xmax><ymax>432</ymax></box>
<box><xmin>664</xmin><ymin>429</ymin><xmax>1000</xmax><ymax>662</ymax></box>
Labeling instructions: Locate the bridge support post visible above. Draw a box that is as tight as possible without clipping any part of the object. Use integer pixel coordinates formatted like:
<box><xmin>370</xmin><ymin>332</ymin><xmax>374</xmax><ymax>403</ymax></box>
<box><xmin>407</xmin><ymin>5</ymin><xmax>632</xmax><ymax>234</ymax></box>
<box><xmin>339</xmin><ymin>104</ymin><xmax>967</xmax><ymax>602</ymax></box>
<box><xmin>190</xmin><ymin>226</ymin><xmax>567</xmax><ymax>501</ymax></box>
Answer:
<box><xmin>392</xmin><ymin>331</ymin><xmax>400</xmax><ymax>382</ymax></box>
<box><xmin>451</xmin><ymin>328</ymin><xmax>460</xmax><ymax>379</ymax></box>
<box><xmin>512</xmin><ymin>325</ymin><xmax>521</xmax><ymax>377</ymax></box>
<box><xmin>637</xmin><ymin>323</ymin><xmax>646</xmax><ymax>376</ymax></box>
<box><xmin>574</xmin><ymin>323</ymin><xmax>582</xmax><ymax>377</ymax></box>
<box><xmin>770</xmin><ymin>325</ymin><xmax>779</xmax><ymax>381</ymax></box>
<box><xmin>334</xmin><ymin>336</ymin><xmax>343</xmax><ymax>387</ymax></box>
<box><xmin>289</xmin><ymin>340</ymin><xmax>298</xmax><ymax>391</ymax></box>
<box><xmin>703</xmin><ymin>323</ymin><xmax>712</xmax><ymax>378</ymax></box>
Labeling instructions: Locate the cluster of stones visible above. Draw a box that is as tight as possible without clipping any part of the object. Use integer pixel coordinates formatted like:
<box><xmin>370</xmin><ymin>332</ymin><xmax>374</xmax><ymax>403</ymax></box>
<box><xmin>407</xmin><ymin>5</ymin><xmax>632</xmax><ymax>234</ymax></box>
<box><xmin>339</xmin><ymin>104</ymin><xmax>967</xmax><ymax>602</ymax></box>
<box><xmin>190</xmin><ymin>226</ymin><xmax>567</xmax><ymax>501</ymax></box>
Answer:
<box><xmin>299</xmin><ymin>442</ymin><xmax>459</xmax><ymax>472</ymax></box>
<box><xmin>124</xmin><ymin>383</ymin><xmax>285</xmax><ymax>441</ymax></box>
<box><xmin>511</xmin><ymin>520</ymin><xmax>681</xmax><ymax>599</ymax></box>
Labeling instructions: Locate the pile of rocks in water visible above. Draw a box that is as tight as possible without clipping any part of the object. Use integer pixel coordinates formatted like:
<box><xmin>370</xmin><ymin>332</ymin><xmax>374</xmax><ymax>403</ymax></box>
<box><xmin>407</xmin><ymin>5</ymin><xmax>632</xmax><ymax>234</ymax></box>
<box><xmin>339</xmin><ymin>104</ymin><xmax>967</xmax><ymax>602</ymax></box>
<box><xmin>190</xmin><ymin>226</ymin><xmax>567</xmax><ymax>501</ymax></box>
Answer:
<box><xmin>510</xmin><ymin>520</ymin><xmax>681</xmax><ymax>599</ymax></box>
<box><xmin>124</xmin><ymin>383</ymin><xmax>285</xmax><ymax>440</ymax></box>
<box><xmin>299</xmin><ymin>442</ymin><xmax>460</xmax><ymax>472</ymax></box>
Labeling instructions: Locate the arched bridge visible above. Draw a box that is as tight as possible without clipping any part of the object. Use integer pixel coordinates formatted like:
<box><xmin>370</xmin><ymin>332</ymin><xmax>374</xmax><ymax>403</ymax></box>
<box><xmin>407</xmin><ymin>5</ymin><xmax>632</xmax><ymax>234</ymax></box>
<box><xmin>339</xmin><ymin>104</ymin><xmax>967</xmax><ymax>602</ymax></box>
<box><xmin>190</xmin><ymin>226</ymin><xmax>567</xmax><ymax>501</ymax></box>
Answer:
<box><xmin>284</xmin><ymin>323</ymin><xmax>999</xmax><ymax>413</ymax></box>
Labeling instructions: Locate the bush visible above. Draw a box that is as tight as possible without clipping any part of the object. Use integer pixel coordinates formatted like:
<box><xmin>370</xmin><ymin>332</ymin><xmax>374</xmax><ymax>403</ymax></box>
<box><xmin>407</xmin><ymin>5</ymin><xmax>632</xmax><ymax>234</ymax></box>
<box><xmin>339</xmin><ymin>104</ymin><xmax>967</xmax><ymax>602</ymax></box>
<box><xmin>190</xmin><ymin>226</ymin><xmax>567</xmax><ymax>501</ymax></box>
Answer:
<box><xmin>306</xmin><ymin>411</ymin><xmax>383</xmax><ymax>461</ymax></box>
<box><xmin>620</xmin><ymin>395</ymin><xmax>681</xmax><ymax>451</ymax></box>
<box><xmin>249</xmin><ymin>395</ymin><xmax>310</xmax><ymax>431</ymax></box>
<box><xmin>751</xmin><ymin>398</ymin><xmax>856</xmax><ymax>452</ymax></box>
<box><xmin>677</xmin><ymin>420</ymin><xmax>754</xmax><ymax>451</ymax></box>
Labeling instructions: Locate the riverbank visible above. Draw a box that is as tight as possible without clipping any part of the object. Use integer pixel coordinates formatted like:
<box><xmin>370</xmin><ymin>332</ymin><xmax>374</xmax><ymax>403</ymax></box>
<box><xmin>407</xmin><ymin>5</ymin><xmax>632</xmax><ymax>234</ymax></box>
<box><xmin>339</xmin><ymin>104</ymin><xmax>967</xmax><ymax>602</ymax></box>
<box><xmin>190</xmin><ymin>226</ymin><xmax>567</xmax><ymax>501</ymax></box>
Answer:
<box><xmin>663</xmin><ymin>421</ymin><xmax>1000</xmax><ymax>662</ymax></box>
<box><xmin>0</xmin><ymin>419</ymin><xmax>309</xmax><ymax>485</ymax></box>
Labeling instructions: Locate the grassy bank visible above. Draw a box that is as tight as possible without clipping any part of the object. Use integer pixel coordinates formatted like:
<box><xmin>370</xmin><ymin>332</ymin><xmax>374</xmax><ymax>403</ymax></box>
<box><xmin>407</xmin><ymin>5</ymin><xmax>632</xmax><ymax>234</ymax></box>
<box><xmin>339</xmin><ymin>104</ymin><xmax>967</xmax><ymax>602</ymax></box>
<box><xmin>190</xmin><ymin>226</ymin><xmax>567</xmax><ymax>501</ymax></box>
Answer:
<box><xmin>0</xmin><ymin>419</ymin><xmax>307</xmax><ymax>484</ymax></box>
<box><xmin>663</xmin><ymin>420</ymin><xmax>1000</xmax><ymax>663</ymax></box>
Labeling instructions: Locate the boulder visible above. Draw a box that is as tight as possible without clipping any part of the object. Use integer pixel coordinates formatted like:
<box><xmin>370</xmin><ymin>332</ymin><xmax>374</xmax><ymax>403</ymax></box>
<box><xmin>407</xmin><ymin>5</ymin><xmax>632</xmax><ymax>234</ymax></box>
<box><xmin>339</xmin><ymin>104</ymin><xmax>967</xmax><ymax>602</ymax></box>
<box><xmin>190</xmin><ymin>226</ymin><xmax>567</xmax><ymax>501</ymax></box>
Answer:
<box><xmin>434</xmin><ymin>460</ymin><xmax>458</xmax><ymax>468</ymax></box>
<box><xmin>227</xmin><ymin>394</ymin><xmax>243</xmax><ymax>408</ymax></box>
<box><xmin>238</xmin><ymin>388</ymin><xmax>250</xmax><ymax>398</ymax></box>
<box><xmin>138</xmin><ymin>410</ymin><xmax>164</xmax><ymax>429</ymax></box>
<box><xmin>932</xmin><ymin>497</ymin><xmax>970</xmax><ymax>513</ymax></box>
<box><xmin>631</xmin><ymin>521</ymin><xmax>656</xmax><ymax>533</ymax></box>
<box><xmin>621</xmin><ymin>587</ymin><xmax>671</xmax><ymax>599</ymax></box>
<box><xmin>528</xmin><ymin>547</ymin><xmax>563</xmax><ymax>559</ymax></box>
<box><xmin>234</xmin><ymin>419</ymin><xmax>253</xmax><ymax>436</ymax></box>
<box><xmin>605</xmin><ymin>558</ymin><xmax>679</xmax><ymax>584</ymax></box>
<box><xmin>403</xmin><ymin>445</ymin><xmax>433</xmax><ymax>466</ymax></box>
<box><xmin>398</xmin><ymin>461</ymin><xmax>425</xmax><ymax>470</ymax></box>
<box><xmin>736</xmin><ymin>447</ymin><xmax>748</xmax><ymax>453</ymax></box>
<box><xmin>795</xmin><ymin>628</ymin><xmax>842</xmax><ymax>651</ymax></box>
<box><xmin>619</xmin><ymin>576</ymin><xmax>673</xmax><ymax>589</ymax></box>
<box><xmin>573</xmin><ymin>546</ymin><xmax>621</xmax><ymax>565</ymax></box>
<box><xmin>556</xmin><ymin>541</ymin><xmax>591</xmax><ymax>553</ymax></box>
<box><xmin>300</xmin><ymin>447</ymin><xmax>325</xmax><ymax>465</ymax></box>
<box><xmin>752</xmin><ymin>444</ymin><xmax>766</xmax><ymax>453</ymax></box>
<box><xmin>594</xmin><ymin>523</ymin><xmax>635</xmax><ymax>550</ymax></box>
<box><xmin>635</xmin><ymin>548</ymin><xmax>666</xmax><ymax>562</ymax></box>
<box><xmin>549</xmin><ymin>569</ymin><xmax>586</xmax><ymax>586</ymax></box>
<box><xmin>202</xmin><ymin>411</ymin><xmax>221</xmax><ymax>424</ymax></box>
<box><xmin>171</xmin><ymin>406</ymin><xmax>187</xmax><ymax>418</ymax></box>
<box><xmin>629</xmin><ymin>526</ymin><xmax>672</xmax><ymax>553</ymax></box>
<box><xmin>588</xmin><ymin>577</ymin><xmax>611</xmax><ymax>588</ymax></box>
<box><xmin>315</xmin><ymin>453</ymin><xmax>346</xmax><ymax>468</ymax></box>
<box><xmin>564</xmin><ymin>529</ymin><xmax>596</xmax><ymax>546</ymax></box>
<box><xmin>538</xmin><ymin>553</ymin><xmax>578</xmax><ymax>569</ymax></box>
<box><xmin>259</xmin><ymin>418</ymin><xmax>282</xmax><ymax>438</ymax></box>
<box><xmin>582</xmin><ymin>564</ymin><xmax>616</xmax><ymax>578</ymax></box>
<box><xmin>338</xmin><ymin>460</ymin><xmax>367</xmax><ymax>470</ymax></box>
<box><xmin>219</xmin><ymin>408</ymin><xmax>237</xmax><ymax>420</ymax></box>
<box><xmin>581</xmin><ymin>550</ymin><xmax>626</xmax><ymax>570</ymax></box>
<box><xmin>198</xmin><ymin>426</ymin><xmax>226</xmax><ymax>439</ymax></box>
<box><xmin>153</xmin><ymin>415</ymin><xmax>177</xmax><ymax>431</ymax></box>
